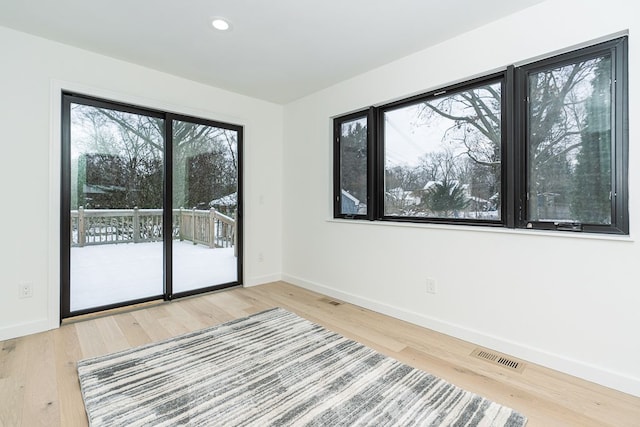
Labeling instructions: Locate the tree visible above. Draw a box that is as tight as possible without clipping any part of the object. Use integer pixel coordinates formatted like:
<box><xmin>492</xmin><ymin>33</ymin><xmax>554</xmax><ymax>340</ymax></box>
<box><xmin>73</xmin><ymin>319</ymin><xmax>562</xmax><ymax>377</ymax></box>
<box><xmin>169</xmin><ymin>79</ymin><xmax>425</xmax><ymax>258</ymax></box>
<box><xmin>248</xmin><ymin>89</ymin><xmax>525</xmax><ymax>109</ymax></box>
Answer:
<box><xmin>384</xmin><ymin>165</ymin><xmax>423</xmax><ymax>215</ymax></box>
<box><xmin>418</xmin><ymin>85</ymin><xmax>501</xmax><ymax>168</ymax></box>
<box><xmin>340</xmin><ymin>120</ymin><xmax>367</xmax><ymax>202</ymax></box>
<box><xmin>418</xmin><ymin>150</ymin><xmax>465</xmax><ymax>184</ymax></box>
<box><xmin>71</xmin><ymin>105</ymin><xmax>239</xmax><ymax>214</ymax></box>
<box><xmin>421</xmin><ymin>179</ymin><xmax>469</xmax><ymax>217</ymax></box>
<box><xmin>174</xmin><ymin>122</ymin><xmax>238</xmax><ymax>210</ymax></box>
<box><xmin>527</xmin><ymin>61</ymin><xmax>599</xmax><ymax>220</ymax></box>
<box><xmin>410</xmin><ymin>84</ymin><xmax>501</xmax><ymax>218</ymax></box>
<box><xmin>71</xmin><ymin>105</ymin><xmax>164</xmax><ymax>209</ymax></box>
<box><xmin>414</xmin><ymin>61</ymin><xmax>601</xmax><ymax>221</ymax></box>
<box><xmin>570</xmin><ymin>58</ymin><xmax>612</xmax><ymax>224</ymax></box>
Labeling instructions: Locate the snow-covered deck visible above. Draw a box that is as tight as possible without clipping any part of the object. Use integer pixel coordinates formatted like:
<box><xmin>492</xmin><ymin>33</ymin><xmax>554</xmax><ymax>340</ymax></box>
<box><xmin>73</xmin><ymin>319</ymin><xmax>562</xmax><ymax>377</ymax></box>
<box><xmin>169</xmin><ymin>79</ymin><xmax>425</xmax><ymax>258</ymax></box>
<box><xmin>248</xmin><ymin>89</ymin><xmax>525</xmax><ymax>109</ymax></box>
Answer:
<box><xmin>70</xmin><ymin>241</ymin><xmax>237</xmax><ymax>311</ymax></box>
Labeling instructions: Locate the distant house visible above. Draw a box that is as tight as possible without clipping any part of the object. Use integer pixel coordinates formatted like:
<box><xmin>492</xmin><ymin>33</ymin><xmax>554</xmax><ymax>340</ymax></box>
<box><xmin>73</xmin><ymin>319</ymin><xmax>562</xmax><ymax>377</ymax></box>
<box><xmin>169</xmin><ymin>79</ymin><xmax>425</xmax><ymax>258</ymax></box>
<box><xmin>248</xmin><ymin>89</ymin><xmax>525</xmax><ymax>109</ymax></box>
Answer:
<box><xmin>387</xmin><ymin>187</ymin><xmax>421</xmax><ymax>206</ymax></box>
<box><xmin>82</xmin><ymin>183</ymin><xmax>127</xmax><ymax>208</ymax></box>
<box><xmin>341</xmin><ymin>189</ymin><xmax>366</xmax><ymax>214</ymax></box>
<box><xmin>209</xmin><ymin>192</ymin><xmax>237</xmax><ymax>216</ymax></box>
<box><xmin>423</xmin><ymin>180</ymin><xmax>468</xmax><ymax>195</ymax></box>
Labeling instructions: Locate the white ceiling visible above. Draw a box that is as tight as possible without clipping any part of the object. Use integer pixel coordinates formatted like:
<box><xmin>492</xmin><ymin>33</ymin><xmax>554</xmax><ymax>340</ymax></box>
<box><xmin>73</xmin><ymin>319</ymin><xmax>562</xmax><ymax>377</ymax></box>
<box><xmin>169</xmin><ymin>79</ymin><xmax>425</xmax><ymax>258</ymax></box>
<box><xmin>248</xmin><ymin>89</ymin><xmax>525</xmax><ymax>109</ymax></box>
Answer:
<box><xmin>0</xmin><ymin>0</ymin><xmax>543</xmax><ymax>104</ymax></box>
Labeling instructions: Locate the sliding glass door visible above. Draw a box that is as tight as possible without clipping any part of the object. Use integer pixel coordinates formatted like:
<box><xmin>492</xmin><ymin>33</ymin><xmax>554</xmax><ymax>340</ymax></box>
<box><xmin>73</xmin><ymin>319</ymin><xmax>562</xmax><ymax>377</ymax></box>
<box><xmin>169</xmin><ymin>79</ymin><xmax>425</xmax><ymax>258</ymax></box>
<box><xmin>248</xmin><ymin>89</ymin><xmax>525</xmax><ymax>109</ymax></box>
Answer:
<box><xmin>61</xmin><ymin>94</ymin><xmax>242</xmax><ymax>318</ymax></box>
<box><xmin>171</xmin><ymin>118</ymin><xmax>239</xmax><ymax>295</ymax></box>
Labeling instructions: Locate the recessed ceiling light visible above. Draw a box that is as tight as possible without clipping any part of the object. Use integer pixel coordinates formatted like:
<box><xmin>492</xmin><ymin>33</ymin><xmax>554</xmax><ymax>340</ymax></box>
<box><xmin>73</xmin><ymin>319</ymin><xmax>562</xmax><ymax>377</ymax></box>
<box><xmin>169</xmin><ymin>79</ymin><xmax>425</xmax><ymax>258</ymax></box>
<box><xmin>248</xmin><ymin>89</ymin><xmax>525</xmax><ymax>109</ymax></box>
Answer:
<box><xmin>211</xmin><ymin>18</ymin><xmax>230</xmax><ymax>31</ymax></box>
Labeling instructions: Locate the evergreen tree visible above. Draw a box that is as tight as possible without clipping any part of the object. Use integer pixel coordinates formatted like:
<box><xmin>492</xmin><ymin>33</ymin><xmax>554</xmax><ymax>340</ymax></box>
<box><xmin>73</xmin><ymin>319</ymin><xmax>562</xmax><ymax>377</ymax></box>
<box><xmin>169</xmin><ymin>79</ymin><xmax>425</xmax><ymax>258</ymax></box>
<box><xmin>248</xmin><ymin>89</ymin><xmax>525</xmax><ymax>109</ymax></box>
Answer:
<box><xmin>570</xmin><ymin>59</ymin><xmax>612</xmax><ymax>224</ymax></box>
<box><xmin>340</xmin><ymin>121</ymin><xmax>367</xmax><ymax>201</ymax></box>
<box><xmin>421</xmin><ymin>179</ymin><xmax>469</xmax><ymax>217</ymax></box>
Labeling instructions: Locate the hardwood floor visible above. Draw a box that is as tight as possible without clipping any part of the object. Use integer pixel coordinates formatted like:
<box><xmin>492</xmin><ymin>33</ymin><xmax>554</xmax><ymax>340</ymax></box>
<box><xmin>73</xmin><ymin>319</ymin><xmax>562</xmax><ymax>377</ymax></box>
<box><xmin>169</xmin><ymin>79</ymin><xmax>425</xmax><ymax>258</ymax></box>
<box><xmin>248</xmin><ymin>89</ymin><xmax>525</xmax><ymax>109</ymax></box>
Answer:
<box><xmin>1</xmin><ymin>281</ymin><xmax>639</xmax><ymax>426</ymax></box>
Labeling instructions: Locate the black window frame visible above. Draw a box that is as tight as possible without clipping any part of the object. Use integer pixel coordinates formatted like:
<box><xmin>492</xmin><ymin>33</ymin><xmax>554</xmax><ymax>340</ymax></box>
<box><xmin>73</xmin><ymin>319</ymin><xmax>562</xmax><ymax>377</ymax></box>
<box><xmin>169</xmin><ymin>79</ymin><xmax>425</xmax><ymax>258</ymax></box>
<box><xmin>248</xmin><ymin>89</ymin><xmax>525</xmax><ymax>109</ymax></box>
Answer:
<box><xmin>333</xmin><ymin>108</ymin><xmax>375</xmax><ymax>220</ymax></box>
<box><xmin>515</xmin><ymin>37</ymin><xmax>628</xmax><ymax>234</ymax></box>
<box><xmin>332</xmin><ymin>36</ymin><xmax>628</xmax><ymax>235</ymax></box>
<box><xmin>376</xmin><ymin>72</ymin><xmax>508</xmax><ymax>227</ymax></box>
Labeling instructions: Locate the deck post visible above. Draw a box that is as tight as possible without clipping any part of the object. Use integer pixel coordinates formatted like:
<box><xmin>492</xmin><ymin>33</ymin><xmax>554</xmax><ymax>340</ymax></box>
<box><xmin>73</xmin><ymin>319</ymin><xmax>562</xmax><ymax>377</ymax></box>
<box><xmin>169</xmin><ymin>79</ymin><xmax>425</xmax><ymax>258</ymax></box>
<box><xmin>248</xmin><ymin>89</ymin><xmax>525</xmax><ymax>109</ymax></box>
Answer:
<box><xmin>209</xmin><ymin>208</ymin><xmax>216</xmax><ymax>248</ymax></box>
<box><xmin>133</xmin><ymin>207</ymin><xmax>140</xmax><ymax>243</ymax></box>
<box><xmin>233</xmin><ymin>208</ymin><xmax>238</xmax><ymax>257</ymax></box>
<box><xmin>192</xmin><ymin>208</ymin><xmax>197</xmax><ymax>245</ymax></box>
<box><xmin>78</xmin><ymin>206</ymin><xmax>86</xmax><ymax>247</ymax></box>
<box><xmin>179</xmin><ymin>207</ymin><xmax>184</xmax><ymax>241</ymax></box>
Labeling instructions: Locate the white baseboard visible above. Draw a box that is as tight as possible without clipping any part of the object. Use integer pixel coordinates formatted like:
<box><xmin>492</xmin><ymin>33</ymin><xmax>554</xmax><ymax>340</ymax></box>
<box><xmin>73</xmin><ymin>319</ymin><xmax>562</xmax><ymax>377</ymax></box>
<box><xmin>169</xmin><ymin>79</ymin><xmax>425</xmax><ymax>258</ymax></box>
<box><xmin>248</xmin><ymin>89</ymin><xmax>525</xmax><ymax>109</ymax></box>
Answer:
<box><xmin>0</xmin><ymin>273</ymin><xmax>282</xmax><ymax>340</ymax></box>
<box><xmin>244</xmin><ymin>273</ymin><xmax>283</xmax><ymax>287</ymax></box>
<box><xmin>0</xmin><ymin>318</ymin><xmax>54</xmax><ymax>341</ymax></box>
<box><xmin>282</xmin><ymin>273</ymin><xmax>640</xmax><ymax>398</ymax></box>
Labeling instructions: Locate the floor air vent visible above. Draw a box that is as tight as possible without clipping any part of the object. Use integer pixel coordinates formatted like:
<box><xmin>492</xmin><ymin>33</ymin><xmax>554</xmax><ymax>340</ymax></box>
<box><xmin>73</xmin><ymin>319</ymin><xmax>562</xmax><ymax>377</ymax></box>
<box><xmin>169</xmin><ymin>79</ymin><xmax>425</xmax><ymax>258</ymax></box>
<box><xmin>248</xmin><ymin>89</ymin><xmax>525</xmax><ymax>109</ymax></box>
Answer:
<box><xmin>319</xmin><ymin>297</ymin><xmax>342</xmax><ymax>306</ymax></box>
<box><xmin>470</xmin><ymin>348</ymin><xmax>526</xmax><ymax>373</ymax></box>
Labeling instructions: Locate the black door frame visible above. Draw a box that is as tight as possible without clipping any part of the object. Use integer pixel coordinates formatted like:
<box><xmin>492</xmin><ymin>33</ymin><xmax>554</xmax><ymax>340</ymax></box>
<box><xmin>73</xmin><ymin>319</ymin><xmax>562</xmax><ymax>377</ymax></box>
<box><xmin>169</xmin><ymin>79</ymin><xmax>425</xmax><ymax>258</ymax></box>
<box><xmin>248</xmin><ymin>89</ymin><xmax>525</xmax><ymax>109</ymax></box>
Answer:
<box><xmin>60</xmin><ymin>92</ymin><xmax>243</xmax><ymax>319</ymax></box>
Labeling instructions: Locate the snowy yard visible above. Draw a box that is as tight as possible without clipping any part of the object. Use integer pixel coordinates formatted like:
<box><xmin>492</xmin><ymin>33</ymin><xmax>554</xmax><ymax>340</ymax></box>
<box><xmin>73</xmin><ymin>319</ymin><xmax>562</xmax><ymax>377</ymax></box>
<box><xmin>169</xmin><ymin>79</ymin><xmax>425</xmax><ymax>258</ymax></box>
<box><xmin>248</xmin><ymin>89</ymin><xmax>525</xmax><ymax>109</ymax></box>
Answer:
<box><xmin>71</xmin><ymin>240</ymin><xmax>237</xmax><ymax>311</ymax></box>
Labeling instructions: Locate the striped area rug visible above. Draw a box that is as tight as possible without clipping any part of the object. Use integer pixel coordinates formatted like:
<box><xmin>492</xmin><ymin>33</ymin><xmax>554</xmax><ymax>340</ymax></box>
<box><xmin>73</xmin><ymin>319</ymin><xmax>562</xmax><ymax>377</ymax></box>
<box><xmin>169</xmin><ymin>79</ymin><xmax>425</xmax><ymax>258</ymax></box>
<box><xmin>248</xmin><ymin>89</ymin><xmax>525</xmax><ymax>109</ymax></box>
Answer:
<box><xmin>77</xmin><ymin>308</ymin><xmax>527</xmax><ymax>426</ymax></box>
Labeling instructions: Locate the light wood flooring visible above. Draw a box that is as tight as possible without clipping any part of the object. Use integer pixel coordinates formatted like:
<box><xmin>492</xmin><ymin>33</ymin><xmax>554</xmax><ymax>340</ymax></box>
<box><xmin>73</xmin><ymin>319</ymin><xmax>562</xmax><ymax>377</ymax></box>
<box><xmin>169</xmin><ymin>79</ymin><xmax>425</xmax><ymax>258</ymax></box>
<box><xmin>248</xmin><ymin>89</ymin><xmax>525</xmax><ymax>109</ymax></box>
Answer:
<box><xmin>1</xmin><ymin>281</ymin><xmax>639</xmax><ymax>426</ymax></box>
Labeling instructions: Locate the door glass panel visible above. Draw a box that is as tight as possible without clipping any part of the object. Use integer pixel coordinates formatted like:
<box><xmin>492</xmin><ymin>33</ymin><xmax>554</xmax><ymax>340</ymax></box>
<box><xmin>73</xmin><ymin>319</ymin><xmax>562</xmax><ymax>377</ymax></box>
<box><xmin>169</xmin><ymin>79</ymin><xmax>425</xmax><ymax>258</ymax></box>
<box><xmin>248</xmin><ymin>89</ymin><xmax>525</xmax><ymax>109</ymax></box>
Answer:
<box><xmin>69</xmin><ymin>104</ymin><xmax>164</xmax><ymax>311</ymax></box>
<box><xmin>172</xmin><ymin>120</ymin><xmax>238</xmax><ymax>293</ymax></box>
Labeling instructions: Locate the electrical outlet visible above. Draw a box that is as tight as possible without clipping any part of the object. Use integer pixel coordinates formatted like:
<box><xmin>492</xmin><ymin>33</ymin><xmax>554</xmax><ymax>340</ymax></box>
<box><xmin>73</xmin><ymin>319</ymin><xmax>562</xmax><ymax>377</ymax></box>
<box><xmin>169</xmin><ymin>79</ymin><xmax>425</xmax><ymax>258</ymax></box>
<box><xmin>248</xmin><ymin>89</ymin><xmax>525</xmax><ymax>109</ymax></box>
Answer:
<box><xmin>258</xmin><ymin>252</ymin><xmax>264</xmax><ymax>262</ymax></box>
<box><xmin>426</xmin><ymin>278</ymin><xmax>437</xmax><ymax>294</ymax></box>
<box><xmin>19</xmin><ymin>283</ymin><xmax>33</xmax><ymax>299</ymax></box>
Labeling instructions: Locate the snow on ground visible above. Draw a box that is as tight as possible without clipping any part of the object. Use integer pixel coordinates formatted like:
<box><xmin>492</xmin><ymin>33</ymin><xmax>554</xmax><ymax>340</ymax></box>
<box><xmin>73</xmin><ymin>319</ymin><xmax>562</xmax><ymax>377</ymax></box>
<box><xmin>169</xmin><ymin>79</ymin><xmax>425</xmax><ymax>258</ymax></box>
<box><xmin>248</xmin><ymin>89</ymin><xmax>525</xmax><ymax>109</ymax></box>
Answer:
<box><xmin>71</xmin><ymin>241</ymin><xmax>237</xmax><ymax>311</ymax></box>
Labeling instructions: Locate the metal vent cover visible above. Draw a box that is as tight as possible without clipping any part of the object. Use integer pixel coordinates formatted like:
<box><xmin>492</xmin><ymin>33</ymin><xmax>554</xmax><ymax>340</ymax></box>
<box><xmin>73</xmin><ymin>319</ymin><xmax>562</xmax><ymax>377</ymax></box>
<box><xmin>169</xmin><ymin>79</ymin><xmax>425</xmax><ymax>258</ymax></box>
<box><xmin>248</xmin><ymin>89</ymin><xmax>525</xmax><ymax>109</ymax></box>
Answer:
<box><xmin>470</xmin><ymin>348</ymin><xmax>526</xmax><ymax>373</ymax></box>
<box><xmin>319</xmin><ymin>297</ymin><xmax>342</xmax><ymax>306</ymax></box>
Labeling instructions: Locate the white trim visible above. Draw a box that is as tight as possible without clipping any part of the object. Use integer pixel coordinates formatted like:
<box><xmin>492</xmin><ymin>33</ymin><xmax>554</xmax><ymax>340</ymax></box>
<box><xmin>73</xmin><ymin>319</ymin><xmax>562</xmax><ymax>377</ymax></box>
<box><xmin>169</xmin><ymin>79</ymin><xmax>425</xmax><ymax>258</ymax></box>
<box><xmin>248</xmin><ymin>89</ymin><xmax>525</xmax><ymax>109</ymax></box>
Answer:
<box><xmin>48</xmin><ymin>81</ymin><xmax>63</xmax><ymax>331</ymax></box>
<box><xmin>0</xmin><ymin>319</ymin><xmax>52</xmax><ymax>341</ymax></box>
<box><xmin>326</xmin><ymin>218</ymin><xmax>635</xmax><ymax>242</ymax></box>
<box><xmin>244</xmin><ymin>273</ymin><xmax>283</xmax><ymax>287</ymax></box>
<box><xmin>282</xmin><ymin>273</ymin><xmax>640</xmax><ymax>398</ymax></box>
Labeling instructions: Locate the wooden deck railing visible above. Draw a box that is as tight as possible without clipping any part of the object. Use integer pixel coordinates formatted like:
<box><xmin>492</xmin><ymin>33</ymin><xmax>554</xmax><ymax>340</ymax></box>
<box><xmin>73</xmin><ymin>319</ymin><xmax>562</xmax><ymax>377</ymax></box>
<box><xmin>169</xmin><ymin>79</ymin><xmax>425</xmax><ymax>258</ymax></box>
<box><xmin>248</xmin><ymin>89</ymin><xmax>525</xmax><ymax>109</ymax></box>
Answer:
<box><xmin>71</xmin><ymin>207</ymin><xmax>235</xmax><ymax>251</ymax></box>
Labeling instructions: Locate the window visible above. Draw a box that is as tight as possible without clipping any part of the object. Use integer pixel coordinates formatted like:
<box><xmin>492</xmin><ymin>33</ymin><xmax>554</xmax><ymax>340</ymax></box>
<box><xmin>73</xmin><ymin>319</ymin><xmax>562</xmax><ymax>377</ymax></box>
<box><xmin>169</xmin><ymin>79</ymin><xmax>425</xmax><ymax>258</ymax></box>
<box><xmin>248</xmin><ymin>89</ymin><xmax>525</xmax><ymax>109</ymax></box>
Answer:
<box><xmin>382</xmin><ymin>76</ymin><xmax>503</xmax><ymax>223</ymax></box>
<box><xmin>333</xmin><ymin>37</ymin><xmax>628</xmax><ymax>234</ymax></box>
<box><xmin>333</xmin><ymin>109</ymin><xmax>372</xmax><ymax>218</ymax></box>
<box><xmin>518</xmin><ymin>39</ymin><xmax>628</xmax><ymax>233</ymax></box>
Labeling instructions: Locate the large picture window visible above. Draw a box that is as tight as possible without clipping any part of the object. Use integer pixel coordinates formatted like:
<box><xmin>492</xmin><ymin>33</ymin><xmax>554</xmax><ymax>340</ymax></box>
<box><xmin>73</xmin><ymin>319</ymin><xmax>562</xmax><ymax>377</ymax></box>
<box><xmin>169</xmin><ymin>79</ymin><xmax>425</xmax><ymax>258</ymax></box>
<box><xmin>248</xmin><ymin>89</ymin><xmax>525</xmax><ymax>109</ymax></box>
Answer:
<box><xmin>382</xmin><ymin>77</ymin><xmax>503</xmax><ymax>222</ymax></box>
<box><xmin>333</xmin><ymin>37</ymin><xmax>628</xmax><ymax>234</ymax></box>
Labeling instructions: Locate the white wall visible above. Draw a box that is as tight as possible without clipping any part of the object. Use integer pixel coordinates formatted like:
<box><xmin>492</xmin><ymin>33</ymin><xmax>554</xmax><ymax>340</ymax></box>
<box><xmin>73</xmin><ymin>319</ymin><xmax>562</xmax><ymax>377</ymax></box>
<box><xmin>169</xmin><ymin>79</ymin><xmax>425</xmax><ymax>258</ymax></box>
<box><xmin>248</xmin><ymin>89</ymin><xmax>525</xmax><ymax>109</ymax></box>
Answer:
<box><xmin>3</xmin><ymin>0</ymin><xmax>639</xmax><ymax>399</ymax></box>
<box><xmin>282</xmin><ymin>0</ymin><xmax>640</xmax><ymax>397</ymax></box>
<box><xmin>0</xmin><ymin>26</ymin><xmax>284</xmax><ymax>340</ymax></box>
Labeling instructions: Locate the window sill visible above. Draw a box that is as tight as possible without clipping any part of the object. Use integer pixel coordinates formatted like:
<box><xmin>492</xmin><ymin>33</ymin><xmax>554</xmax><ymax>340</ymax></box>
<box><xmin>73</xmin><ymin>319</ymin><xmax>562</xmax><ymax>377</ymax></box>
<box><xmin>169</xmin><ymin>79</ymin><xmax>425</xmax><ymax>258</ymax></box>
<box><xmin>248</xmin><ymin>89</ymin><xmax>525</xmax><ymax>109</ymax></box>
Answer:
<box><xmin>326</xmin><ymin>218</ymin><xmax>634</xmax><ymax>242</ymax></box>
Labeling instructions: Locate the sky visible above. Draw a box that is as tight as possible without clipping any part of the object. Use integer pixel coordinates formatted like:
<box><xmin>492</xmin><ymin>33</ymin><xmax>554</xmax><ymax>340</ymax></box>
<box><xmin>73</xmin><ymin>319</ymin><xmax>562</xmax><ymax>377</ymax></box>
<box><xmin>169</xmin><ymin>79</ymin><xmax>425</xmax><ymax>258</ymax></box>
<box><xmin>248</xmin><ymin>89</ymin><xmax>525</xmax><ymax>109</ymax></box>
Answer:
<box><xmin>384</xmin><ymin>104</ymin><xmax>454</xmax><ymax>168</ymax></box>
